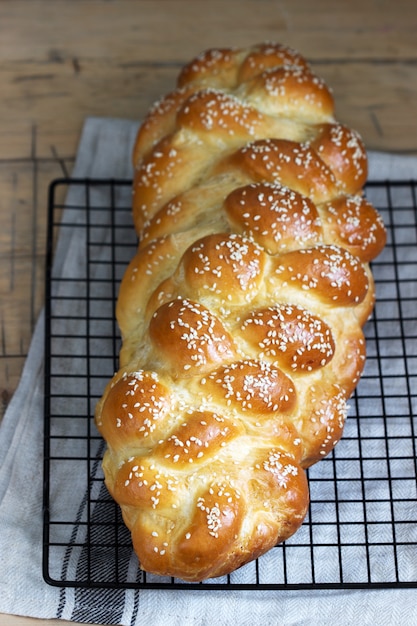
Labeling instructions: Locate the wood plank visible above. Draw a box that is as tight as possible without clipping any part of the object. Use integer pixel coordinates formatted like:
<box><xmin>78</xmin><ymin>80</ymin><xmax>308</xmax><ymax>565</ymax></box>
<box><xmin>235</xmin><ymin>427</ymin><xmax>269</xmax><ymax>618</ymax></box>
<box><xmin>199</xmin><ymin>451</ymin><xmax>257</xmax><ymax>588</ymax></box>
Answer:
<box><xmin>0</xmin><ymin>159</ymin><xmax>73</xmax><ymax>418</ymax></box>
<box><xmin>317</xmin><ymin>62</ymin><xmax>417</xmax><ymax>153</ymax></box>
<box><xmin>0</xmin><ymin>0</ymin><xmax>416</xmax><ymax>62</ymax></box>
<box><xmin>1</xmin><ymin>58</ymin><xmax>417</xmax><ymax>162</ymax></box>
<box><xmin>1</xmin><ymin>0</ymin><xmax>416</xmax><ymax>162</ymax></box>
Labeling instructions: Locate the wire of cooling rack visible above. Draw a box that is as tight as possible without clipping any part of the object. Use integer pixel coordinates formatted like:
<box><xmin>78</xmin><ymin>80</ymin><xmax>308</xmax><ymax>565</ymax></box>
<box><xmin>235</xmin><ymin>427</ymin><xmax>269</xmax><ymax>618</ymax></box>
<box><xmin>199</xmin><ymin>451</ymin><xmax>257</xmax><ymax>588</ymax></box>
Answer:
<box><xmin>43</xmin><ymin>178</ymin><xmax>417</xmax><ymax>590</ymax></box>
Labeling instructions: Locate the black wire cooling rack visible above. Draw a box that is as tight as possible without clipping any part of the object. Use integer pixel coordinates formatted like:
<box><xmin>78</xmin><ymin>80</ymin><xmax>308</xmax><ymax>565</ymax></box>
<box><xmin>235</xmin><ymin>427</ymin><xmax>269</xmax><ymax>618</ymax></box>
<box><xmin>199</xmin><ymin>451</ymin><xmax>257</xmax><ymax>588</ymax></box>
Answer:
<box><xmin>43</xmin><ymin>177</ymin><xmax>417</xmax><ymax>590</ymax></box>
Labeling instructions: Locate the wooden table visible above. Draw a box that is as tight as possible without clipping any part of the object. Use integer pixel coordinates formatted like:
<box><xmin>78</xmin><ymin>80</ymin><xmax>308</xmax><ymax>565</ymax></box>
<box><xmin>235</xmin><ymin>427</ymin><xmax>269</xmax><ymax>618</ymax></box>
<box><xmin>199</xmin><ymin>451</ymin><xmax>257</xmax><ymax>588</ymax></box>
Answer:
<box><xmin>0</xmin><ymin>1</ymin><xmax>416</xmax><ymax>624</ymax></box>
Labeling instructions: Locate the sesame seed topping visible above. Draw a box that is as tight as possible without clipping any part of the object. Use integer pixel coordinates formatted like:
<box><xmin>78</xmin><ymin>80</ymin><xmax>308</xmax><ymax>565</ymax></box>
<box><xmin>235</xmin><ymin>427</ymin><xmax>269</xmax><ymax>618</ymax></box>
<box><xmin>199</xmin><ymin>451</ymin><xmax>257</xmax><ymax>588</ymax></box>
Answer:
<box><xmin>263</xmin><ymin>451</ymin><xmax>299</xmax><ymax>489</ymax></box>
<box><xmin>150</xmin><ymin>297</ymin><xmax>236</xmax><ymax>370</ymax></box>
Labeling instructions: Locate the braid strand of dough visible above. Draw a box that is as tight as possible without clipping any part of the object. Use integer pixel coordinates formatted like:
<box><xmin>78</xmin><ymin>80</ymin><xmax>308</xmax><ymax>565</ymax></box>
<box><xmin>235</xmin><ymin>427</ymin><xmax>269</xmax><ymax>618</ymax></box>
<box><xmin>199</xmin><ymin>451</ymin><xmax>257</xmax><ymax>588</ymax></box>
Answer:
<box><xmin>95</xmin><ymin>43</ymin><xmax>386</xmax><ymax>582</ymax></box>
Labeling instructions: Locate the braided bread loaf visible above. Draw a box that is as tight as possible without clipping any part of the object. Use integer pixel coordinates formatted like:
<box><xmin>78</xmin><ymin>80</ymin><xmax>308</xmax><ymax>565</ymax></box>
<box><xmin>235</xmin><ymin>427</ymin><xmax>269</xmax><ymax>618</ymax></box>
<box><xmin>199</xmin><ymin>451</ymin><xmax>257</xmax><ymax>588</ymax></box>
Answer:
<box><xmin>95</xmin><ymin>43</ymin><xmax>386</xmax><ymax>582</ymax></box>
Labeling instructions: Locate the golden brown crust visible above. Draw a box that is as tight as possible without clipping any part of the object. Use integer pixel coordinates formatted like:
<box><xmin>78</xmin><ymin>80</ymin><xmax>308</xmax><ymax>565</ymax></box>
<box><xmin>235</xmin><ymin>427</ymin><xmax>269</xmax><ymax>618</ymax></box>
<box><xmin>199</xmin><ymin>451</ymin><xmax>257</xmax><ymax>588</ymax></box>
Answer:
<box><xmin>148</xmin><ymin>297</ymin><xmax>238</xmax><ymax>374</ymax></box>
<box><xmin>320</xmin><ymin>194</ymin><xmax>386</xmax><ymax>263</ymax></box>
<box><xmin>96</xmin><ymin>42</ymin><xmax>386</xmax><ymax>582</ymax></box>
<box><xmin>224</xmin><ymin>182</ymin><xmax>322</xmax><ymax>253</ymax></box>
<box><xmin>239</xmin><ymin>304</ymin><xmax>335</xmax><ymax>373</ymax></box>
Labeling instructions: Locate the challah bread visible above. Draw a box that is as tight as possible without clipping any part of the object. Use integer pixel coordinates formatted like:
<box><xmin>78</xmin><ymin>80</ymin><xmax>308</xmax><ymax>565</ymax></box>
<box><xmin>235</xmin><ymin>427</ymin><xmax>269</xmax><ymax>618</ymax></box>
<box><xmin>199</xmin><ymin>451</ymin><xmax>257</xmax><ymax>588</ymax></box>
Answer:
<box><xmin>95</xmin><ymin>43</ymin><xmax>386</xmax><ymax>582</ymax></box>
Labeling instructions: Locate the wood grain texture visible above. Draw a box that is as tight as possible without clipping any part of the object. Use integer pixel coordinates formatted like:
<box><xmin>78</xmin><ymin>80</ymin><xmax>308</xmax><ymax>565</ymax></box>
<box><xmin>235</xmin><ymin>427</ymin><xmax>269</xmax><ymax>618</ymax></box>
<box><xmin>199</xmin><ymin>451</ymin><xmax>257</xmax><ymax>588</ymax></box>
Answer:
<box><xmin>0</xmin><ymin>1</ymin><xmax>416</xmax><ymax>618</ymax></box>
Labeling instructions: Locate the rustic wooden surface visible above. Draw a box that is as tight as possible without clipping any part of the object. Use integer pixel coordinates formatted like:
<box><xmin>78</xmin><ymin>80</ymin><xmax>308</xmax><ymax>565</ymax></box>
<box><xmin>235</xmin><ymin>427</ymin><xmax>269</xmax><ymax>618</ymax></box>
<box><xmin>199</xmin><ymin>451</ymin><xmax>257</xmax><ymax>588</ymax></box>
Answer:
<box><xmin>0</xmin><ymin>0</ymin><xmax>416</xmax><ymax>623</ymax></box>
